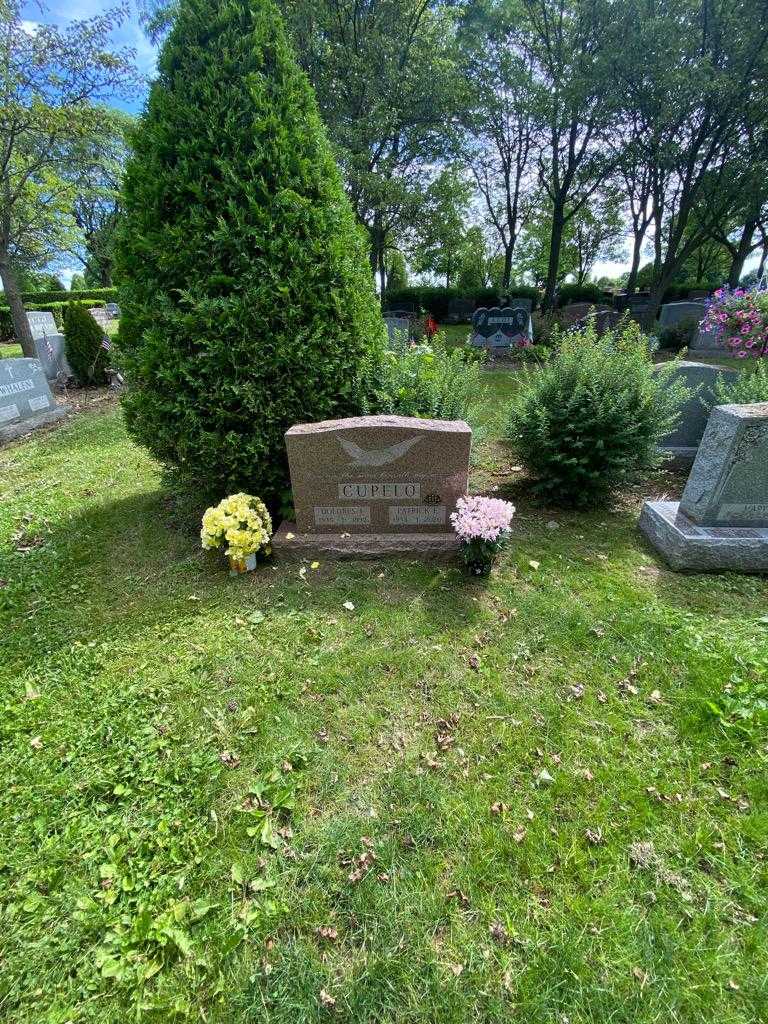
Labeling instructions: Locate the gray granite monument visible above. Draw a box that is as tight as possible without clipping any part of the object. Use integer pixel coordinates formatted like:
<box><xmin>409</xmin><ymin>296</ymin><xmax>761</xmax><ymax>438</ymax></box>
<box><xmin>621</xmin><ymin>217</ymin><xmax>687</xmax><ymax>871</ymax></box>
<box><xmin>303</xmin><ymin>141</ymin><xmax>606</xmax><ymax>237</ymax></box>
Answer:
<box><xmin>0</xmin><ymin>358</ymin><xmax>68</xmax><ymax>443</ymax></box>
<box><xmin>272</xmin><ymin>415</ymin><xmax>471</xmax><ymax>559</ymax></box>
<box><xmin>26</xmin><ymin>311</ymin><xmax>72</xmax><ymax>381</ymax></box>
<box><xmin>656</xmin><ymin>361</ymin><xmax>738</xmax><ymax>465</ymax></box>
<box><xmin>88</xmin><ymin>307</ymin><xmax>111</xmax><ymax>329</ymax></box>
<box><xmin>639</xmin><ymin>402</ymin><xmax>768</xmax><ymax>572</ymax></box>
<box><xmin>658</xmin><ymin>301</ymin><xmax>706</xmax><ymax>330</ymax></box>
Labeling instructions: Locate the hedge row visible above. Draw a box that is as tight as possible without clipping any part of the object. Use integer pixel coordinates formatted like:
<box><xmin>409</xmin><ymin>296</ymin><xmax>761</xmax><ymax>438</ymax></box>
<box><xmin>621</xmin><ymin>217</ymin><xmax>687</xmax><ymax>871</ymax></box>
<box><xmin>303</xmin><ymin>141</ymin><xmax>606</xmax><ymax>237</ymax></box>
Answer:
<box><xmin>386</xmin><ymin>282</ymin><xmax>714</xmax><ymax>319</ymax></box>
<box><xmin>384</xmin><ymin>285</ymin><xmax>540</xmax><ymax>319</ymax></box>
<box><xmin>0</xmin><ymin>286</ymin><xmax>117</xmax><ymax>309</ymax></box>
<box><xmin>0</xmin><ymin>300</ymin><xmax>106</xmax><ymax>343</ymax></box>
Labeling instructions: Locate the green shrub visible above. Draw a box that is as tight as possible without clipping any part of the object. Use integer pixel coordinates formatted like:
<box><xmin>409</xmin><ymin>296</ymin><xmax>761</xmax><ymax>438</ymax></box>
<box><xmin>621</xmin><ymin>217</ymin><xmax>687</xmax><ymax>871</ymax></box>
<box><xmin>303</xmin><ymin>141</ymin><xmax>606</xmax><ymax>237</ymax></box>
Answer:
<box><xmin>555</xmin><ymin>283</ymin><xmax>608</xmax><ymax>308</ymax></box>
<box><xmin>507</xmin><ymin>319</ymin><xmax>689</xmax><ymax>506</ymax></box>
<box><xmin>64</xmin><ymin>303</ymin><xmax>109</xmax><ymax>385</ymax></box>
<box><xmin>658</xmin><ymin>315</ymin><xmax>699</xmax><ymax>351</ymax></box>
<box><xmin>711</xmin><ymin>361</ymin><xmax>768</xmax><ymax>405</ymax></box>
<box><xmin>362</xmin><ymin>332</ymin><xmax>485</xmax><ymax>422</ymax></box>
<box><xmin>114</xmin><ymin>0</ymin><xmax>384</xmax><ymax>507</ymax></box>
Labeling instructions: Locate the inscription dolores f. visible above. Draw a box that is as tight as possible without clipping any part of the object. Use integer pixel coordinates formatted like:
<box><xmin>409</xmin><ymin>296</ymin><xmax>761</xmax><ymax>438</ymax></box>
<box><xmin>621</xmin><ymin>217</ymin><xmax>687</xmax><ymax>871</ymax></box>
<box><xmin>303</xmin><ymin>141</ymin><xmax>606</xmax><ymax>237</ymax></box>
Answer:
<box><xmin>285</xmin><ymin>415</ymin><xmax>471</xmax><ymax>535</ymax></box>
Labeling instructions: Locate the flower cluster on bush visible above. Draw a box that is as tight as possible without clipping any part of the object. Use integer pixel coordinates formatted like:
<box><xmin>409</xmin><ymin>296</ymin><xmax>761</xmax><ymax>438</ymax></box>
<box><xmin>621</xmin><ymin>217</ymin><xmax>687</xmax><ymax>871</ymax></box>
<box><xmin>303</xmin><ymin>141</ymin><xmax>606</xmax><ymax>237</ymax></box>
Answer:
<box><xmin>701</xmin><ymin>287</ymin><xmax>768</xmax><ymax>359</ymax></box>
<box><xmin>201</xmin><ymin>493</ymin><xmax>272</xmax><ymax>563</ymax></box>
<box><xmin>451</xmin><ymin>495</ymin><xmax>516</xmax><ymax>575</ymax></box>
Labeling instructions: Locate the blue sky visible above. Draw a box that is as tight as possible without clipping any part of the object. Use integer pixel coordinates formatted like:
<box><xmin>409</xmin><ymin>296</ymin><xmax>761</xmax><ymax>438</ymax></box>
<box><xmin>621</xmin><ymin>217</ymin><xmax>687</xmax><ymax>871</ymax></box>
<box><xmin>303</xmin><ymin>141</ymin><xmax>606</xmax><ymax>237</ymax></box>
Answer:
<box><xmin>21</xmin><ymin>0</ymin><xmax>155</xmax><ymax>115</ymax></box>
<box><xmin>19</xmin><ymin>1</ymin><xmax>760</xmax><ymax>287</ymax></box>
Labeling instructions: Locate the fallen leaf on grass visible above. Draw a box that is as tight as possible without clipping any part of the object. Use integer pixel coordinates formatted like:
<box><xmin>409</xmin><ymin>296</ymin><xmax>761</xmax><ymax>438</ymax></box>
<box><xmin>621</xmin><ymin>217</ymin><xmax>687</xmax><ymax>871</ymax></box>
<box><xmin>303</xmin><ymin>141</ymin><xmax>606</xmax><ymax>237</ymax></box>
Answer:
<box><xmin>585</xmin><ymin>828</ymin><xmax>604</xmax><ymax>845</ymax></box>
<box><xmin>536</xmin><ymin>768</ymin><xmax>554</xmax><ymax>786</ymax></box>
<box><xmin>447</xmin><ymin>889</ymin><xmax>470</xmax><ymax>909</ymax></box>
<box><xmin>219</xmin><ymin>750</ymin><xmax>241</xmax><ymax>769</ymax></box>
<box><xmin>489</xmin><ymin>921</ymin><xmax>509</xmax><ymax>944</ymax></box>
<box><xmin>29</xmin><ymin>735</ymin><xmax>43</xmax><ymax>749</ymax></box>
<box><xmin>449</xmin><ymin>963</ymin><xmax>464</xmax><ymax>976</ymax></box>
<box><xmin>512</xmin><ymin>827</ymin><xmax>527</xmax><ymax>843</ymax></box>
<box><xmin>632</xmin><ymin>966</ymin><xmax>648</xmax><ymax>986</ymax></box>
<box><xmin>468</xmin><ymin>654</ymin><xmax>481</xmax><ymax>671</ymax></box>
<box><xmin>319</xmin><ymin>989</ymin><xmax>336</xmax><ymax>1008</ymax></box>
<box><xmin>490</xmin><ymin>801</ymin><xmax>508</xmax><ymax>816</ymax></box>
<box><xmin>528</xmin><ymin>560</ymin><xmax>540</xmax><ymax>570</ymax></box>
<box><xmin>647</xmin><ymin>689</ymin><xmax>663</xmax><ymax>705</ymax></box>
<box><xmin>310</xmin><ymin>561</ymin><xmax>320</xmax><ymax>570</ymax></box>
<box><xmin>342</xmin><ymin>601</ymin><xmax>355</xmax><ymax>611</ymax></box>
<box><xmin>315</xmin><ymin>925</ymin><xmax>338</xmax><ymax>942</ymax></box>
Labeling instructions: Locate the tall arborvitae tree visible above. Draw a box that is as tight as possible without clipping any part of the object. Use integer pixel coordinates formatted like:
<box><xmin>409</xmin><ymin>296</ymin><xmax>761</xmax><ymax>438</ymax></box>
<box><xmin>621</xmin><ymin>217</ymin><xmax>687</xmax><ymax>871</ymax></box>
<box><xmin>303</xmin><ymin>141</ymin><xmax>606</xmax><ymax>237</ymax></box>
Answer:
<box><xmin>115</xmin><ymin>0</ymin><xmax>385</xmax><ymax>505</ymax></box>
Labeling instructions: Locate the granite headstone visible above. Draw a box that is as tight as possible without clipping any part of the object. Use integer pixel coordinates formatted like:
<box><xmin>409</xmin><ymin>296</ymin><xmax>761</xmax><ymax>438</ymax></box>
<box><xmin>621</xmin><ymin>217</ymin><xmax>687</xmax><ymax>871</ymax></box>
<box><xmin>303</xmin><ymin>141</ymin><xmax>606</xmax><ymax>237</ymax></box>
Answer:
<box><xmin>105</xmin><ymin>302</ymin><xmax>121</xmax><ymax>318</ymax></box>
<box><xmin>89</xmin><ymin>307</ymin><xmax>111</xmax><ymax>329</ymax></box>
<box><xmin>639</xmin><ymin>402</ymin><xmax>768</xmax><ymax>572</ymax></box>
<box><xmin>272</xmin><ymin>415</ymin><xmax>471</xmax><ymax>559</ymax></box>
<box><xmin>655</xmin><ymin>361</ymin><xmax>739</xmax><ymax>464</ymax></box>
<box><xmin>0</xmin><ymin>358</ymin><xmax>68</xmax><ymax>443</ymax></box>
<box><xmin>658</xmin><ymin>301</ymin><xmax>706</xmax><ymax>330</ymax></box>
<box><xmin>26</xmin><ymin>311</ymin><xmax>58</xmax><ymax>339</ymax></box>
<box><xmin>25</xmin><ymin>312</ymin><xmax>72</xmax><ymax>380</ymax></box>
<box><xmin>447</xmin><ymin>297</ymin><xmax>476</xmax><ymax>323</ymax></box>
<box><xmin>384</xmin><ymin>316</ymin><xmax>410</xmax><ymax>346</ymax></box>
<box><xmin>471</xmin><ymin>302</ymin><xmax>532</xmax><ymax>350</ymax></box>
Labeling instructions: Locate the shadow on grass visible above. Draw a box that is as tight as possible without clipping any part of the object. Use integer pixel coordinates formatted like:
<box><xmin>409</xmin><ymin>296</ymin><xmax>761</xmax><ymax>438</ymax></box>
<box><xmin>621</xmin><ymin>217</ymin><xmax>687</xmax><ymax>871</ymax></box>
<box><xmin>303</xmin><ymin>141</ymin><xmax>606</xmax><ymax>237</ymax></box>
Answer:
<box><xmin>3</xmin><ymin>487</ymin><xmax>486</xmax><ymax>676</ymax></box>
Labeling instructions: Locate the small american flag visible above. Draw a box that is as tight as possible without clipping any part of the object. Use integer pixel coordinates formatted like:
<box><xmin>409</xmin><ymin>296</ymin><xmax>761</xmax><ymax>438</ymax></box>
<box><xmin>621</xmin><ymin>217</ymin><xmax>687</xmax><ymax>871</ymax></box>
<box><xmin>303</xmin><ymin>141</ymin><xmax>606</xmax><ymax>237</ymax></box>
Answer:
<box><xmin>101</xmin><ymin>336</ymin><xmax>112</xmax><ymax>351</ymax></box>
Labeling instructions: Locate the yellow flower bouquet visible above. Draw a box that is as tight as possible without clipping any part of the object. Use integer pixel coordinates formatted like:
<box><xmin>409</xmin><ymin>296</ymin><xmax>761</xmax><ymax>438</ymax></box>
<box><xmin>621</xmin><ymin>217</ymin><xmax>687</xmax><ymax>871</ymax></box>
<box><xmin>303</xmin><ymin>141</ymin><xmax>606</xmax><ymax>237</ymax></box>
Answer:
<box><xmin>201</xmin><ymin>493</ymin><xmax>273</xmax><ymax>573</ymax></box>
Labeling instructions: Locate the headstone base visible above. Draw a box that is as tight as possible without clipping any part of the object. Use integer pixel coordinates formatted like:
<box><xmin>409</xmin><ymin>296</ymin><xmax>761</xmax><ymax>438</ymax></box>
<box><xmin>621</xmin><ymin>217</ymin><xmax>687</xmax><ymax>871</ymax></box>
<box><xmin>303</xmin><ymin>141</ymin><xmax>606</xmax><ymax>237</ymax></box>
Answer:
<box><xmin>0</xmin><ymin>404</ymin><xmax>69</xmax><ymax>445</ymax></box>
<box><xmin>658</xmin><ymin>445</ymin><xmax>698</xmax><ymax>468</ymax></box>
<box><xmin>272</xmin><ymin>520</ymin><xmax>460</xmax><ymax>561</ymax></box>
<box><xmin>639</xmin><ymin>500</ymin><xmax>768</xmax><ymax>574</ymax></box>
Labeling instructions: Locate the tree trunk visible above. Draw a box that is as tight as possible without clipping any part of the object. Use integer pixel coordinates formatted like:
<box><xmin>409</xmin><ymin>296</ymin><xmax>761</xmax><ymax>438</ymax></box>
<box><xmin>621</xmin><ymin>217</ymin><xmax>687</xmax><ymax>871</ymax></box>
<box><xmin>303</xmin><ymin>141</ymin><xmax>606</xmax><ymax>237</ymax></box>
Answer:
<box><xmin>626</xmin><ymin>232</ymin><xmax>644</xmax><ymax>294</ymax></box>
<box><xmin>542</xmin><ymin>205</ymin><xmax>565</xmax><ymax>312</ymax></box>
<box><xmin>502</xmin><ymin>244</ymin><xmax>513</xmax><ymax>291</ymax></box>
<box><xmin>0</xmin><ymin>259</ymin><xmax>35</xmax><ymax>357</ymax></box>
<box><xmin>727</xmin><ymin>220</ymin><xmax>757</xmax><ymax>288</ymax></box>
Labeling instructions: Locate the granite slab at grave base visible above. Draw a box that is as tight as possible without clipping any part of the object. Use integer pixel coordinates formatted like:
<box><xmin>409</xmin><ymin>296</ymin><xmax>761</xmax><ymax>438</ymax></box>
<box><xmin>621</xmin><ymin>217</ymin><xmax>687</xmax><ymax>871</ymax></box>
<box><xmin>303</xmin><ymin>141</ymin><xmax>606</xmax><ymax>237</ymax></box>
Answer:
<box><xmin>0</xmin><ymin>404</ymin><xmax>69</xmax><ymax>445</ymax></box>
<box><xmin>658</xmin><ymin>445</ymin><xmax>698</xmax><ymax>469</ymax></box>
<box><xmin>272</xmin><ymin>521</ymin><xmax>460</xmax><ymax>561</ymax></box>
<box><xmin>639</xmin><ymin>501</ymin><xmax>768</xmax><ymax>574</ymax></box>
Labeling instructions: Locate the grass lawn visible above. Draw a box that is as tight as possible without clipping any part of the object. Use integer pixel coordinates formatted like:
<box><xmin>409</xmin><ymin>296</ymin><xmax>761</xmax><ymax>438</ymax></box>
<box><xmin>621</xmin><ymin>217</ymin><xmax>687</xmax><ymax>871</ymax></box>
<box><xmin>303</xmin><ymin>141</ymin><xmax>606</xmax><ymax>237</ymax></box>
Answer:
<box><xmin>1</xmin><ymin>373</ymin><xmax>767</xmax><ymax>1023</ymax></box>
<box><xmin>1</xmin><ymin>341</ymin><xmax>24</xmax><ymax>359</ymax></box>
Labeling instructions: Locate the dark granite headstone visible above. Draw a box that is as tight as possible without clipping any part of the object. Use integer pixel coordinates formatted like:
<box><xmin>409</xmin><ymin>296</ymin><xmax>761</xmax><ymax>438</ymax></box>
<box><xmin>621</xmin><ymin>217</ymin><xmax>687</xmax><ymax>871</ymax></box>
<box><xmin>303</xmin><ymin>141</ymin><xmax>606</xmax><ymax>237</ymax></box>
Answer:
<box><xmin>471</xmin><ymin>302</ymin><xmax>532</xmax><ymax>349</ymax></box>
<box><xmin>658</xmin><ymin>302</ymin><xmax>706</xmax><ymax>330</ymax></box>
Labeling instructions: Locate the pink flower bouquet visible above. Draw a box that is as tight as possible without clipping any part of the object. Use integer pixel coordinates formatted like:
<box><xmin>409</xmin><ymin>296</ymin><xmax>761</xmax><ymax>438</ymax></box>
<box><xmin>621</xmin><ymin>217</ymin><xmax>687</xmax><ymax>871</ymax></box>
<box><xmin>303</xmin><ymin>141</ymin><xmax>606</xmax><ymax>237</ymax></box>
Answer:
<box><xmin>700</xmin><ymin>287</ymin><xmax>768</xmax><ymax>359</ymax></box>
<box><xmin>451</xmin><ymin>495</ymin><xmax>516</xmax><ymax>575</ymax></box>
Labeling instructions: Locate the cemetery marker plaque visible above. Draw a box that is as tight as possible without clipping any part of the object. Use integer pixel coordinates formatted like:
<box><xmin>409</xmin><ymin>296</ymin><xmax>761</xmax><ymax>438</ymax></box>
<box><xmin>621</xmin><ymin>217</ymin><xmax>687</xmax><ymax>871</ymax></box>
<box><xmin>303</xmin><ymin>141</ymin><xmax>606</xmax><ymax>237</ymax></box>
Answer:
<box><xmin>272</xmin><ymin>414</ymin><xmax>471</xmax><ymax>559</ymax></box>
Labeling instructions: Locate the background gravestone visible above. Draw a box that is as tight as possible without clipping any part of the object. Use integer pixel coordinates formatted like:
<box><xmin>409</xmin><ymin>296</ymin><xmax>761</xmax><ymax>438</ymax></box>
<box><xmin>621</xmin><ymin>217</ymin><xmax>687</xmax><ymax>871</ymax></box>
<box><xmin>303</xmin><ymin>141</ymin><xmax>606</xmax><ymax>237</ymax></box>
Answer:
<box><xmin>471</xmin><ymin>302</ymin><xmax>531</xmax><ymax>350</ymax></box>
<box><xmin>88</xmin><ymin>307</ymin><xmax>111</xmax><ymax>329</ymax></box>
<box><xmin>655</xmin><ymin>361</ymin><xmax>739</xmax><ymax>464</ymax></box>
<box><xmin>446</xmin><ymin>297</ymin><xmax>475</xmax><ymax>323</ymax></box>
<box><xmin>0</xmin><ymin>358</ymin><xmax>68</xmax><ymax>443</ymax></box>
<box><xmin>273</xmin><ymin>414</ymin><xmax>471</xmax><ymax>558</ymax></box>
<box><xmin>689</xmin><ymin>321</ymin><xmax>728</xmax><ymax>354</ymax></box>
<box><xmin>658</xmin><ymin>301</ymin><xmax>706</xmax><ymax>329</ymax></box>
<box><xmin>639</xmin><ymin>402</ymin><xmax>768</xmax><ymax>572</ymax></box>
<box><xmin>384</xmin><ymin>316</ymin><xmax>410</xmax><ymax>346</ymax></box>
<box><xmin>105</xmin><ymin>303</ymin><xmax>121</xmax><ymax>318</ymax></box>
<box><xmin>26</xmin><ymin>312</ymin><xmax>72</xmax><ymax>381</ymax></box>
<box><xmin>26</xmin><ymin>311</ymin><xmax>58</xmax><ymax>338</ymax></box>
